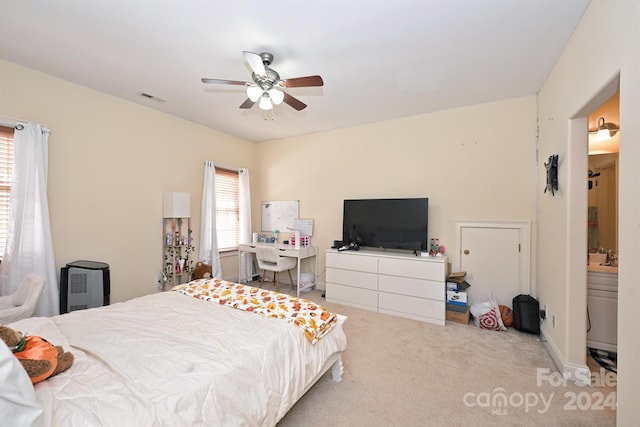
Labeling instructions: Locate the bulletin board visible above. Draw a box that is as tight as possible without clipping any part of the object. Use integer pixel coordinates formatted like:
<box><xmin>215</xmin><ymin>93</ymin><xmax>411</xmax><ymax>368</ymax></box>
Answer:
<box><xmin>261</xmin><ymin>200</ymin><xmax>299</xmax><ymax>232</ymax></box>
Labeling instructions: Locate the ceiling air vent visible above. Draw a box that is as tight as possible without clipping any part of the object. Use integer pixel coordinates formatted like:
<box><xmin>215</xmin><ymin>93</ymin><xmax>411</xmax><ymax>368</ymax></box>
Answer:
<box><xmin>139</xmin><ymin>92</ymin><xmax>166</xmax><ymax>103</ymax></box>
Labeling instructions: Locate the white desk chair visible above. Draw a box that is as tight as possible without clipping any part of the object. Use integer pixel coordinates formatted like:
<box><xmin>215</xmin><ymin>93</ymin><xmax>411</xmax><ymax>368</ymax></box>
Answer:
<box><xmin>255</xmin><ymin>247</ymin><xmax>297</xmax><ymax>292</ymax></box>
<box><xmin>0</xmin><ymin>274</ymin><xmax>45</xmax><ymax>324</ymax></box>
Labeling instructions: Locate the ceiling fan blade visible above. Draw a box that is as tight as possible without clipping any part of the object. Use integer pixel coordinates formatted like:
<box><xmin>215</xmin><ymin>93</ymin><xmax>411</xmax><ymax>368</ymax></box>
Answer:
<box><xmin>239</xmin><ymin>98</ymin><xmax>255</xmax><ymax>109</ymax></box>
<box><xmin>201</xmin><ymin>78</ymin><xmax>247</xmax><ymax>85</ymax></box>
<box><xmin>279</xmin><ymin>75</ymin><xmax>324</xmax><ymax>88</ymax></box>
<box><xmin>242</xmin><ymin>51</ymin><xmax>266</xmax><ymax>77</ymax></box>
<box><xmin>282</xmin><ymin>92</ymin><xmax>307</xmax><ymax>111</ymax></box>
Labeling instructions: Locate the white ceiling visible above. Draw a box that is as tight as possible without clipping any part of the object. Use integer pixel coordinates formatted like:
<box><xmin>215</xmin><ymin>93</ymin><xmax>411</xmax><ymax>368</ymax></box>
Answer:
<box><xmin>0</xmin><ymin>0</ymin><xmax>590</xmax><ymax>143</ymax></box>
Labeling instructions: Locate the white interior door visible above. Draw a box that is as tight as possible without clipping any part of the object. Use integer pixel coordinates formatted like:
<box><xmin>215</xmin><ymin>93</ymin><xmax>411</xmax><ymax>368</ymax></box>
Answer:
<box><xmin>454</xmin><ymin>222</ymin><xmax>530</xmax><ymax>308</ymax></box>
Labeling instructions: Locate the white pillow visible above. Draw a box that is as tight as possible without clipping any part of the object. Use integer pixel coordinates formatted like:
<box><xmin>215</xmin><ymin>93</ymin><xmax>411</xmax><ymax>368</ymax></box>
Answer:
<box><xmin>10</xmin><ymin>282</ymin><xmax>31</xmax><ymax>306</ymax></box>
<box><xmin>0</xmin><ymin>340</ymin><xmax>44</xmax><ymax>427</ymax></box>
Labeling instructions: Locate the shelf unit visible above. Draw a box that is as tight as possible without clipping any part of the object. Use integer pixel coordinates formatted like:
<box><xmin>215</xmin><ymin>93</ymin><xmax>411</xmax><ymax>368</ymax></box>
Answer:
<box><xmin>162</xmin><ymin>217</ymin><xmax>194</xmax><ymax>290</ymax></box>
<box><xmin>325</xmin><ymin>249</ymin><xmax>447</xmax><ymax>325</ymax></box>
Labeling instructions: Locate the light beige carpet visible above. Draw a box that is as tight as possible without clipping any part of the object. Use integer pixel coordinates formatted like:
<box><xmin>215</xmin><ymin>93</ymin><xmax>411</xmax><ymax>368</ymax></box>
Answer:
<box><xmin>263</xmin><ymin>285</ymin><xmax>616</xmax><ymax>427</ymax></box>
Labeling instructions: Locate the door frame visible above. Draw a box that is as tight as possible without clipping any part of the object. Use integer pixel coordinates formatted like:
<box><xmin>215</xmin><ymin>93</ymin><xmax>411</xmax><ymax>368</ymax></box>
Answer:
<box><xmin>453</xmin><ymin>220</ymin><xmax>531</xmax><ymax>297</ymax></box>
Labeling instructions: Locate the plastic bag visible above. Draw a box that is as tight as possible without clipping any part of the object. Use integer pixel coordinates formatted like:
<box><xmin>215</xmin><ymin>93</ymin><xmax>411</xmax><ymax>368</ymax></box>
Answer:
<box><xmin>470</xmin><ymin>294</ymin><xmax>506</xmax><ymax>331</ymax></box>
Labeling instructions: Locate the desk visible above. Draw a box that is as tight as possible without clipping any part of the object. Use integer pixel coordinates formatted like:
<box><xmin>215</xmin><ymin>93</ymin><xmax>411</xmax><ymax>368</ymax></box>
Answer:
<box><xmin>238</xmin><ymin>243</ymin><xmax>317</xmax><ymax>298</ymax></box>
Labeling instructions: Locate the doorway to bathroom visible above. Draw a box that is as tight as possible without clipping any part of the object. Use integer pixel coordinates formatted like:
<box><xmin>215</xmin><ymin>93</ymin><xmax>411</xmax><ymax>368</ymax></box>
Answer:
<box><xmin>586</xmin><ymin>91</ymin><xmax>619</xmax><ymax>372</ymax></box>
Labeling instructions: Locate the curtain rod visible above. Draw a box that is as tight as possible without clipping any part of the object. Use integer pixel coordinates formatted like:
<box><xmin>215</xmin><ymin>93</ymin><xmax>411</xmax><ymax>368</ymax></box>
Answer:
<box><xmin>0</xmin><ymin>116</ymin><xmax>50</xmax><ymax>133</ymax></box>
<box><xmin>204</xmin><ymin>161</ymin><xmax>247</xmax><ymax>172</ymax></box>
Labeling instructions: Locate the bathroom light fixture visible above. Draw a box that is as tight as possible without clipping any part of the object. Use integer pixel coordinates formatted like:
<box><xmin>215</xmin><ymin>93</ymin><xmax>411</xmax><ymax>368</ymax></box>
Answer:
<box><xmin>593</xmin><ymin>117</ymin><xmax>619</xmax><ymax>141</ymax></box>
<box><xmin>588</xmin><ymin>116</ymin><xmax>620</xmax><ymax>155</ymax></box>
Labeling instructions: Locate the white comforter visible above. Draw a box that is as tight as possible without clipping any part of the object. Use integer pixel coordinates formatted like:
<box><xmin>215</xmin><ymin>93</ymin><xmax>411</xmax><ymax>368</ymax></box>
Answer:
<box><xmin>9</xmin><ymin>291</ymin><xmax>347</xmax><ymax>427</ymax></box>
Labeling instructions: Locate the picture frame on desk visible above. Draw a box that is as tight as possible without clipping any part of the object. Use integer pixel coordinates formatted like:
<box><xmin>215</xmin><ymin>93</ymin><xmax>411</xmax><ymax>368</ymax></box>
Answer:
<box><xmin>292</xmin><ymin>218</ymin><xmax>313</xmax><ymax>236</ymax></box>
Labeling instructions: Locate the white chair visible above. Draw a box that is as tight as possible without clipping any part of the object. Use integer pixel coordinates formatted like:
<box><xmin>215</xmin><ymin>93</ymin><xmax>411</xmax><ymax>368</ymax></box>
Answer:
<box><xmin>255</xmin><ymin>247</ymin><xmax>297</xmax><ymax>292</ymax></box>
<box><xmin>0</xmin><ymin>274</ymin><xmax>45</xmax><ymax>324</ymax></box>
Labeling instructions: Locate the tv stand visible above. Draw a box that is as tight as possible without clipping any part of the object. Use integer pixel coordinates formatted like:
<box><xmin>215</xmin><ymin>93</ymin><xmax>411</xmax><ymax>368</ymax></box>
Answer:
<box><xmin>325</xmin><ymin>249</ymin><xmax>446</xmax><ymax>325</ymax></box>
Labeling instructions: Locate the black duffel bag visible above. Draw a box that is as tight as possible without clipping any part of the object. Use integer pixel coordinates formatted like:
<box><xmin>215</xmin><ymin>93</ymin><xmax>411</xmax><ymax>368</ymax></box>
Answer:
<box><xmin>512</xmin><ymin>294</ymin><xmax>540</xmax><ymax>334</ymax></box>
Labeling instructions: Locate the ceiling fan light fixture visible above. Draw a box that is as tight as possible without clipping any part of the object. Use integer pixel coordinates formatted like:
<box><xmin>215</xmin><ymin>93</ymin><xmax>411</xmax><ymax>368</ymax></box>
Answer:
<box><xmin>259</xmin><ymin>95</ymin><xmax>273</xmax><ymax>110</ymax></box>
<box><xmin>247</xmin><ymin>85</ymin><xmax>263</xmax><ymax>102</ymax></box>
<box><xmin>268</xmin><ymin>88</ymin><xmax>284</xmax><ymax>105</ymax></box>
<box><xmin>201</xmin><ymin>50</ymin><xmax>323</xmax><ymax>112</ymax></box>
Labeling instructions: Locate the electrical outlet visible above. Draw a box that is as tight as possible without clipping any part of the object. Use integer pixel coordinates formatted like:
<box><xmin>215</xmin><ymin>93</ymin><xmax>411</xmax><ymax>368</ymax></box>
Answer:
<box><xmin>552</xmin><ymin>314</ymin><xmax>556</xmax><ymax>328</ymax></box>
<box><xmin>539</xmin><ymin>304</ymin><xmax>548</xmax><ymax>320</ymax></box>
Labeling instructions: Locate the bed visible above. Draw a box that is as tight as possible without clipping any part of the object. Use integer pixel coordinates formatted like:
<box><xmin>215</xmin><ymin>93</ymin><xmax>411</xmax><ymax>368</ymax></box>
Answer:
<box><xmin>1</xmin><ymin>279</ymin><xmax>347</xmax><ymax>426</ymax></box>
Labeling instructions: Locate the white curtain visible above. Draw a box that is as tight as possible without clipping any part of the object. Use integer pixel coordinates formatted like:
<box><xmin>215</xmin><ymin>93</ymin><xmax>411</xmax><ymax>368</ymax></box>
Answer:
<box><xmin>238</xmin><ymin>168</ymin><xmax>252</xmax><ymax>282</ymax></box>
<box><xmin>0</xmin><ymin>123</ymin><xmax>58</xmax><ymax>317</ymax></box>
<box><xmin>198</xmin><ymin>161</ymin><xmax>221</xmax><ymax>278</ymax></box>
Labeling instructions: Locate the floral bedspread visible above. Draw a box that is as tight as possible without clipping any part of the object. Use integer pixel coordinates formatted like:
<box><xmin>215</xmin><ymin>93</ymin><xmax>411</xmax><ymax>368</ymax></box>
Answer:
<box><xmin>173</xmin><ymin>279</ymin><xmax>338</xmax><ymax>344</ymax></box>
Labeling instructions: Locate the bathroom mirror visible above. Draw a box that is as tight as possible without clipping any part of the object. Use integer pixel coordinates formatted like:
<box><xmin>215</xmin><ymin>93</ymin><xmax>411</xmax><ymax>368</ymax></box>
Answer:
<box><xmin>587</xmin><ymin>153</ymin><xmax>618</xmax><ymax>253</ymax></box>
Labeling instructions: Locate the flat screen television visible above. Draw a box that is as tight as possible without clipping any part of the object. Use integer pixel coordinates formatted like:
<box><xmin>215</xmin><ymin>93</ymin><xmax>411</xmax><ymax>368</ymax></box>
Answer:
<box><xmin>342</xmin><ymin>198</ymin><xmax>429</xmax><ymax>252</ymax></box>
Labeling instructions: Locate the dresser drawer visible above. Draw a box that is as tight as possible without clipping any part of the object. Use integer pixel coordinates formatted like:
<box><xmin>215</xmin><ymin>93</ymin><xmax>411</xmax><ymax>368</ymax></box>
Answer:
<box><xmin>378</xmin><ymin>275</ymin><xmax>444</xmax><ymax>300</ymax></box>
<box><xmin>379</xmin><ymin>257</ymin><xmax>444</xmax><ymax>281</ymax></box>
<box><xmin>326</xmin><ymin>251</ymin><xmax>378</xmax><ymax>273</ymax></box>
<box><xmin>326</xmin><ymin>283</ymin><xmax>378</xmax><ymax>310</ymax></box>
<box><xmin>379</xmin><ymin>292</ymin><xmax>445</xmax><ymax>321</ymax></box>
<box><xmin>327</xmin><ymin>267</ymin><xmax>378</xmax><ymax>291</ymax></box>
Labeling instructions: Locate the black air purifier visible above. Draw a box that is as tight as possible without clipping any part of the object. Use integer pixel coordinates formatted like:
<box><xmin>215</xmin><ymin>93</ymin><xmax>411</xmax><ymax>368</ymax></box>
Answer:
<box><xmin>60</xmin><ymin>260</ymin><xmax>110</xmax><ymax>314</ymax></box>
<box><xmin>512</xmin><ymin>294</ymin><xmax>540</xmax><ymax>335</ymax></box>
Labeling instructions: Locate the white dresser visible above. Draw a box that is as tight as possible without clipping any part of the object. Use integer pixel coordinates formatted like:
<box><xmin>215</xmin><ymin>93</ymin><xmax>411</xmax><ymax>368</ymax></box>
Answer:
<box><xmin>325</xmin><ymin>249</ymin><xmax>447</xmax><ymax>325</ymax></box>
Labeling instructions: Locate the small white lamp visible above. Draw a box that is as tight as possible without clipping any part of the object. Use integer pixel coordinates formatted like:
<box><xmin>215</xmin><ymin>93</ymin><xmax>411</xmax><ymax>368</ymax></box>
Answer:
<box><xmin>163</xmin><ymin>192</ymin><xmax>191</xmax><ymax>218</ymax></box>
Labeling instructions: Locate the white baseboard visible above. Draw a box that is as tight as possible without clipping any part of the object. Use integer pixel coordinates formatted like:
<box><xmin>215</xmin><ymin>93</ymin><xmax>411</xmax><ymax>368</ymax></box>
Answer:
<box><xmin>541</xmin><ymin>325</ymin><xmax>590</xmax><ymax>386</ymax></box>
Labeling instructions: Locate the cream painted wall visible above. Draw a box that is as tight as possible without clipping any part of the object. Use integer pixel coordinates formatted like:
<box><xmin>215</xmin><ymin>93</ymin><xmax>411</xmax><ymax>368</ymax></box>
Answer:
<box><xmin>0</xmin><ymin>59</ymin><xmax>254</xmax><ymax>303</ymax></box>
<box><xmin>4</xmin><ymin>1</ymin><xmax>638</xmax><ymax>418</ymax></box>
<box><xmin>254</xmin><ymin>96</ymin><xmax>537</xmax><ymax>288</ymax></box>
<box><xmin>537</xmin><ymin>0</ymin><xmax>639</xmax><ymax>424</ymax></box>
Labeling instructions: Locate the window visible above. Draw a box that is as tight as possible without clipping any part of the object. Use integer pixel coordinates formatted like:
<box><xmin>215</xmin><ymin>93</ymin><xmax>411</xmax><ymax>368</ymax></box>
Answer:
<box><xmin>0</xmin><ymin>126</ymin><xmax>15</xmax><ymax>257</ymax></box>
<box><xmin>216</xmin><ymin>167</ymin><xmax>239</xmax><ymax>252</ymax></box>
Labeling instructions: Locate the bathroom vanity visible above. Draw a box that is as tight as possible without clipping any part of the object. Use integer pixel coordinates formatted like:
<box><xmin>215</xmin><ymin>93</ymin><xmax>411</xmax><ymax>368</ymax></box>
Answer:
<box><xmin>587</xmin><ymin>266</ymin><xmax>618</xmax><ymax>353</ymax></box>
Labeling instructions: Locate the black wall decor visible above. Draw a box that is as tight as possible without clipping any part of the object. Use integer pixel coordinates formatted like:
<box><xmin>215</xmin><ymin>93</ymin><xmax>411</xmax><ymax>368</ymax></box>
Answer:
<box><xmin>544</xmin><ymin>154</ymin><xmax>559</xmax><ymax>196</ymax></box>
<box><xmin>588</xmin><ymin>170</ymin><xmax>600</xmax><ymax>190</ymax></box>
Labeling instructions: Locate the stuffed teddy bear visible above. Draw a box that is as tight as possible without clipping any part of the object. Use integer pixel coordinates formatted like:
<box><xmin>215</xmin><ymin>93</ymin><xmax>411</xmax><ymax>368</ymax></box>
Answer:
<box><xmin>192</xmin><ymin>261</ymin><xmax>213</xmax><ymax>280</ymax></box>
<box><xmin>0</xmin><ymin>324</ymin><xmax>74</xmax><ymax>384</ymax></box>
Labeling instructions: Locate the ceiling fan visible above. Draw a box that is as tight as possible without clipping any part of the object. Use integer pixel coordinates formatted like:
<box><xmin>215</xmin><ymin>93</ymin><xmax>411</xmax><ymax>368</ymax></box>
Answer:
<box><xmin>201</xmin><ymin>51</ymin><xmax>323</xmax><ymax>111</ymax></box>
